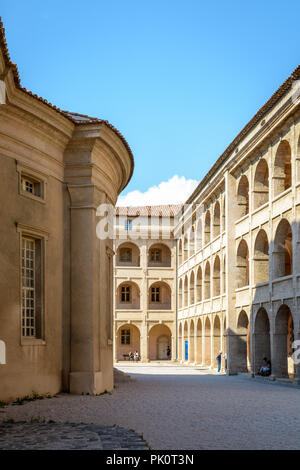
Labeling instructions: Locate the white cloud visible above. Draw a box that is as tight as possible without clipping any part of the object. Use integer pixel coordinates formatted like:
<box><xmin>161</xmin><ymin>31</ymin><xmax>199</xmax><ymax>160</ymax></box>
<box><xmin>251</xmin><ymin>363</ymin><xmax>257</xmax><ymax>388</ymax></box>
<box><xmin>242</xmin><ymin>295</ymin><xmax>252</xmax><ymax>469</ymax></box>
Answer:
<box><xmin>117</xmin><ymin>175</ymin><xmax>199</xmax><ymax>206</ymax></box>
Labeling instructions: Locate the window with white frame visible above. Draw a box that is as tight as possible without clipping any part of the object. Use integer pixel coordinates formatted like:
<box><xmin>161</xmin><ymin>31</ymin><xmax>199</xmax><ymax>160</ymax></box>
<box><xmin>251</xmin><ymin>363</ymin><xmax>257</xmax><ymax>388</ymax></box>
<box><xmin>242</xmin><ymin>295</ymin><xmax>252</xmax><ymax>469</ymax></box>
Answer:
<box><xmin>125</xmin><ymin>219</ymin><xmax>133</xmax><ymax>231</ymax></box>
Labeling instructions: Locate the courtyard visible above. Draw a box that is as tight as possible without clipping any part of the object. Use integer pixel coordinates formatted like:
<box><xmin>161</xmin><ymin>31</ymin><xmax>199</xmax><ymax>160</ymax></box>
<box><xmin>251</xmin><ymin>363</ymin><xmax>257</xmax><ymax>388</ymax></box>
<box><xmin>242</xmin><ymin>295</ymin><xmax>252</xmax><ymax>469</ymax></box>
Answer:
<box><xmin>1</xmin><ymin>364</ymin><xmax>300</xmax><ymax>450</ymax></box>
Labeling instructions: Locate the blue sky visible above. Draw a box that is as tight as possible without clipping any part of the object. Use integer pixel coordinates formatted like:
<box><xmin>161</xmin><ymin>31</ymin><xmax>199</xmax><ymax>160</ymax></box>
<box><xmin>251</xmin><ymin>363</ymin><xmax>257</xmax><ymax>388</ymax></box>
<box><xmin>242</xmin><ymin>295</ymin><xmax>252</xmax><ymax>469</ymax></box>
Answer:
<box><xmin>2</xmin><ymin>1</ymin><xmax>300</xmax><ymax>204</ymax></box>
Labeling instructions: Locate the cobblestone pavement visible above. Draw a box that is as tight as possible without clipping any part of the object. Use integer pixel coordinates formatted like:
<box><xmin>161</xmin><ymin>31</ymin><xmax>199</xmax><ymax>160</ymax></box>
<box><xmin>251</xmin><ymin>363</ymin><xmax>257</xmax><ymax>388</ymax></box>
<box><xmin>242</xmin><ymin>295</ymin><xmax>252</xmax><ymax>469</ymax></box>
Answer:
<box><xmin>1</xmin><ymin>364</ymin><xmax>300</xmax><ymax>450</ymax></box>
<box><xmin>0</xmin><ymin>422</ymin><xmax>148</xmax><ymax>450</ymax></box>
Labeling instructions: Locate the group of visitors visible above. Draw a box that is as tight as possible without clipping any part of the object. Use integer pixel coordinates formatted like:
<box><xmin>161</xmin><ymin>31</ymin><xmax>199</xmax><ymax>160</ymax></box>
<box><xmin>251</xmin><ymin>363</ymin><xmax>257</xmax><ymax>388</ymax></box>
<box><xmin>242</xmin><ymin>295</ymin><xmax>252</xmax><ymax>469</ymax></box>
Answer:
<box><xmin>128</xmin><ymin>351</ymin><xmax>140</xmax><ymax>361</ymax></box>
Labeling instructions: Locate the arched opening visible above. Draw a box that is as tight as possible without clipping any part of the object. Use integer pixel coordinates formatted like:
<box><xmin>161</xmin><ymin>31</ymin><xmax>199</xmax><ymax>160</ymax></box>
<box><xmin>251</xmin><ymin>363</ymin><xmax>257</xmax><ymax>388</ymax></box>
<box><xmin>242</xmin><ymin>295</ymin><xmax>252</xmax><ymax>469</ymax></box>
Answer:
<box><xmin>190</xmin><ymin>271</ymin><xmax>195</xmax><ymax>304</ymax></box>
<box><xmin>183</xmin><ymin>235</ymin><xmax>188</xmax><ymax>261</ymax></box>
<box><xmin>196</xmin><ymin>219</ymin><xmax>202</xmax><ymax>252</ymax></box>
<box><xmin>204</xmin><ymin>211</ymin><xmax>211</xmax><ymax>245</ymax></box>
<box><xmin>196</xmin><ymin>318</ymin><xmax>202</xmax><ymax>364</ymax></box>
<box><xmin>222</xmin><ymin>256</ymin><xmax>226</xmax><ymax>294</ymax></box>
<box><xmin>204</xmin><ymin>317</ymin><xmax>211</xmax><ymax>366</ymax></box>
<box><xmin>184</xmin><ymin>321</ymin><xmax>188</xmax><ymax>361</ymax></box>
<box><xmin>189</xmin><ymin>320</ymin><xmax>195</xmax><ymax>362</ymax></box>
<box><xmin>236</xmin><ymin>240</ymin><xmax>249</xmax><ymax>288</ymax></box>
<box><xmin>273</xmin><ymin>219</ymin><xmax>293</xmax><ymax>278</ymax></box>
<box><xmin>116</xmin><ymin>281</ymin><xmax>140</xmax><ymax>309</ymax></box>
<box><xmin>213</xmin><ymin>202</ymin><xmax>221</xmax><ymax>238</ymax></box>
<box><xmin>273</xmin><ymin>305</ymin><xmax>294</xmax><ymax>378</ymax></box>
<box><xmin>222</xmin><ymin>195</ymin><xmax>226</xmax><ymax>232</ymax></box>
<box><xmin>148</xmin><ymin>243</ymin><xmax>171</xmax><ymax>267</ymax></box>
<box><xmin>117</xmin><ymin>324</ymin><xmax>141</xmax><ymax>361</ymax></box>
<box><xmin>237</xmin><ymin>310</ymin><xmax>250</xmax><ymax>372</ymax></box>
<box><xmin>237</xmin><ymin>175</ymin><xmax>249</xmax><ymax>218</ymax></box>
<box><xmin>178</xmin><ymin>278</ymin><xmax>183</xmax><ymax>309</ymax></box>
<box><xmin>196</xmin><ymin>266</ymin><xmax>202</xmax><ymax>302</ymax></box>
<box><xmin>204</xmin><ymin>261</ymin><xmax>211</xmax><ymax>299</ymax></box>
<box><xmin>116</xmin><ymin>242</ymin><xmax>140</xmax><ymax>267</ymax></box>
<box><xmin>184</xmin><ymin>276</ymin><xmax>188</xmax><ymax>307</ymax></box>
<box><xmin>189</xmin><ymin>227</ymin><xmax>195</xmax><ymax>257</ymax></box>
<box><xmin>213</xmin><ymin>316</ymin><xmax>221</xmax><ymax>368</ymax></box>
<box><xmin>254</xmin><ymin>230</ymin><xmax>269</xmax><ymax>284</ymax></box>
<box><xmin>148</xmin><ymin>281</ymin><xmax>171</xmax><ymax>310</ymax></box>
<box><xmin>254</xmin><ymin>308</ymin><xmax>270</xmax><ymax>374</ymax></box>
<box><xmin>253</xmin><ymin>159</ymin><xmax>269</xmax><ymax>209</ymax></box>
<box><xmin>213</xmin><ymin>256</ymin><xmax>221</xmax><ymax>297</ymax></box>
<box><xmin>149</xmin><ymin>324</ymin><xmax>172</xmax><ymax>361</ymax></box>
<box><xmin>178</xmin><ymin>239</ymin><xmax>183</xmax><ymax>266</ymax></box>
<box><xmin>178</xmin><ymin>323</ymin><xmax>183</xmax><ymax>361</ymax></box>
<box><xmin>274</xmin><ymin>140</ymin><xmax>292</xmax><ymax>196</ymax></box>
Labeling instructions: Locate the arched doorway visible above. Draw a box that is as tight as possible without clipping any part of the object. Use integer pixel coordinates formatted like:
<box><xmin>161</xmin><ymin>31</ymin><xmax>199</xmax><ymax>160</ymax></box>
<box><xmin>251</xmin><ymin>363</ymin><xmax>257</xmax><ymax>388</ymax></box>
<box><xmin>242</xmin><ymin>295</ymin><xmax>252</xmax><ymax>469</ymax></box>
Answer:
<box><xmin>213</xmin><ymin>316</ymin><xmax>221</xmax><ymax>368</ymax></box>
<box><xmin>237</xmin><ymin>310</ymin><xmax>250</xmax><ymax>372</ymax></box>
<box><xmin>183</xmin><ymin>321</ymin><xmax>188</xmax><ymax>361</ymax></box>
<box><xmin>149</xmin><ymin>324</ymin><xmax>172</xmax><ymax>361</ymax></box>
<box><xmin>204</xmin><ymin>316</ymin><xmax>211</xmax><ymax>366</ymax></box>
<box><xmin>116</xmin><ymin>324</ymin><xmax>141</xmax><ymax>361</ymax></box>
<box><xmin>196</xmin><ymin>318</ymin><xmax>202</xmax><ymax>364</ymax></box>
<box><xmin>254</xmin><ymin>308</ymin><xmax>270</xmax><ymax>374</ymax></box>
<box><xmin>273</xmin><ymin>305</ymin><xmax>294</xmax><ymax>378</ymax></box>
<box><xmin>189</xmin><ymin>320</ymin><xmax>195</xmax><ymax>363</ymax></box>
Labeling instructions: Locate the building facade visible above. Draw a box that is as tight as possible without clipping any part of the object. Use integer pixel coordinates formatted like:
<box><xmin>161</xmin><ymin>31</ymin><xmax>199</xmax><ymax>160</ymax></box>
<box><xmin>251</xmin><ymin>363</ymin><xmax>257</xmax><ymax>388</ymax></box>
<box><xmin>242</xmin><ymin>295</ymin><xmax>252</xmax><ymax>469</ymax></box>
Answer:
<box><xmin>176</xmin><ymin>65</ymin><xmax>300</xmax><ymax>381</ymax></box>
<box><xmin>113</xmin><ymin>206</ymin><xmax>180</xmax><ymax>362</ymax></box>
<box><xmin>0</xmin><ymin>19</ymin><xmax>133</xmax><ymax>401</ymax></box>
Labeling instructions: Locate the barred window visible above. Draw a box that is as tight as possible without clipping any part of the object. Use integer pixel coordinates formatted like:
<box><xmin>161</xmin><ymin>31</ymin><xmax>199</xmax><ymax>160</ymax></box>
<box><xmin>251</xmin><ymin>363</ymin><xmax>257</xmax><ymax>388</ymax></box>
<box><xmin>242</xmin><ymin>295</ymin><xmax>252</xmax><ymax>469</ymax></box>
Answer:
<box><xmin>151</xmin><ymin>287</ymin><xmax>160</xmax><ymax>302</ymax></box>
<box><xmin>22</xmin><ymin>238</ymin><xmax>36</xmax><ymax>337</ymax></box>
<box><xmin>121</xmin><ymin>329</ymin><xmax>130</xmax><ymax>345</ymax></box>
<box><xmin>121</xmin><ymin>285</ymin><xmax>131</xmax><ymax>302</ymax></box>
<box><xmin>150</xmin><ymin>249</ymin><xmax>161</xmax><ymax>262</ymax></box>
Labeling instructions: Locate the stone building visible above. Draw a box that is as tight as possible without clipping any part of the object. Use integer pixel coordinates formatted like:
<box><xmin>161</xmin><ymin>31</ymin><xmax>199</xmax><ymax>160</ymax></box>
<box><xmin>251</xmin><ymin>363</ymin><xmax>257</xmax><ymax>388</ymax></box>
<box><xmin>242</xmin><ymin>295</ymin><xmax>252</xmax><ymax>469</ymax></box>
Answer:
<box><xmin>176</xmin><ymin>65</ymin><xmax>300</xmax><ymax>381</ymax></box>
<box><xmin>113</xmin><ymin>206</ymin><xmax>180</xmax><ymax>362</ymax></box>
<box><xmin>0</xmin><ymin>19</ymin><xmax>133</xmax><ymax>401</ymax></box>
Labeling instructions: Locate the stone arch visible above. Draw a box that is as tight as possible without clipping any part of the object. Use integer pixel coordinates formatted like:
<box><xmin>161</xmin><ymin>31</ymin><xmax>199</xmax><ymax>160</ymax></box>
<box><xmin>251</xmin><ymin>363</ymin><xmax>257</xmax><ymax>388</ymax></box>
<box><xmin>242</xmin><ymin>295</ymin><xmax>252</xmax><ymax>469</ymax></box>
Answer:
<box><xmin>178</xmin><ymin>278</ymin><xmax>183</xmax><ymax>309</ymax></box>
<box><xmin>213</xmin><ymin>315</ymin><xmax>221</xmax><ymax>368</ymax></box>
<box><xmin>237</xmin><ymin>310</ymin><xmax>250</xmax><ymax>372</ymax></box>
<box><xmin>204</xmin><ymin>261</ymin><xmax>211</xmax><ymax>299</ymax></box>
<box><xmin>273</xmin><ymin>304</ymin><xmax>295</xmax><ymax>378</ymax></box>
<box><xmin>273</xmin><ymin>219</ymin><xmax>293</xmax><ymax>278</ymax></box>
<box><xmin>178</xmin><ymin>239</ymin><xmax>183</xmax><ymax>266</ymax></box>
<box><xmin>183</xmin><ymin>234</ymin><xmax>188</xmax><ymax>261</ymax></box>
<box><xmin>196</xmin><ymin>318</ymin><xmax>202</xmax><ymax>364</ymax></box>
<box><xmin>222</xmin><ymin>255</ymin><xmax>226</xmax><ymax>294</ymax></box>
<box><xmin>183</xmin><ymin>275</ymin><xmax>188</xmax><ymax>307</ymax></box>
<box><xmin>204</xmin><ymin>316</ymin><xmax>212</xmax><ymax>366</ymax></box>
<box><xmin>189</xmin><ymin>320</ymin><xmax>195</xmax><ymax>362</ymax></box>
<box><xmin>213</xmin><ymin>255</ymin><xmax>221</xmax><ymax>297</ymax></box>
<box><xmin>189</xmin><ymin>226</ymin><xmax>195</xmax><ymax>256</ymax></box>
<box><xmin>116</xmin><ymin>242</ymin><xmax>140</xmax><ymax>267</ymax></box>
<box><xmin>178</xmin><ymin>322</ymin><xmax>183</xmax><ymax>361</ymax></box>
<box><xmin>148</xmin><ymin>242</ymin><xmax>171</xmax><ymax>267</ymax></box>
<box><xmin>116</xmin><ymin>281</ymin><xmax>140</xmax><ymax>309</ymax></box>
<box><xmin>148</xmin><ymin>324</ymin><xmax>172</xmax><ymax>361</ymax></box>
<box><xmin>236</xmin><ymin>239</ymin><xmax>249</xmax><ymax>288</ymax></box>
<box><xmin>196</xmin><ymin>219</ymin><xmax>202</xmax><ymax>251</ymax></box>
<box><xmin>148</xmin><ymin>281</ymin><xmax>171</xmax><ymax>310</ymax></box>
<box><xmin>189</xmin><ymin>271</ymin><xmax>195</xmax><ymax>304</ymax></box>
<box><xmin>196</xmin><ymin>266</ymin><xmax>202</xmax><ymax>302</ymax></box>
<box><xmin>204</xmin><ymin>211</ymin><xmax>211</xmax><ymax>244</ymax></box>
<box><xmin>183</xmin><ymin>321</ymin><xmax>188</xmax><ymax>361</ymax></box>
<box><xmin>254</xmin><ymin>308</ymin><xmax>270</xmax><ymax>374</ymax></box>
<box><xmin>274</xmin><ymin>140</ymin><xmax>292</xmax><ymax>196</ymax></box>
<box><xmin>254</xmin><ymin>229</ymin><xmax>269</xmax><ymax>284</ymax></box>
<box><xmin>116</xmin><ymin>323</ymin><xmax>141</xmax><ymax>361</ymax></box>
<box><xmin>213</xmin><ymin>201</ymin><xmax>221</xmax><ymax>238</ymax></box>
<box><xmin>237</xmin><ymin>175</ymin><xmax>249</xmax><ymax>218</ymax></box>
<box><xmin>253</xmin><ymin>159</ymin><xmax>269</xmax><ymax>209</ymax></box>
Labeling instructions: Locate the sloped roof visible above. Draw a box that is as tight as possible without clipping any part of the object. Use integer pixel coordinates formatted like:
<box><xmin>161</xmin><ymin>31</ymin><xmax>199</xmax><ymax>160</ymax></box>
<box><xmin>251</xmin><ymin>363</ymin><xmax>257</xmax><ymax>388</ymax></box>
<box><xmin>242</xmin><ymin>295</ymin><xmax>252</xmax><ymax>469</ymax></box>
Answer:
<box><xmin>116</xmin><ymin>205</ymin><xmax>182</xmax><ymax>217</ymax></box>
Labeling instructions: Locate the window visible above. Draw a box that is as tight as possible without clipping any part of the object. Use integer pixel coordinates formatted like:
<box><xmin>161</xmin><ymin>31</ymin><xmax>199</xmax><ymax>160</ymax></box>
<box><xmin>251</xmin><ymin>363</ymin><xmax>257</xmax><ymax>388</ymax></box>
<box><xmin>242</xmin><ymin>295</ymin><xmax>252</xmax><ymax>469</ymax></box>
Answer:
<box><xmin>125</xmin><ymin>219</ymin><xmax>133</xmax><ymax>231</ymax></box>
<box><xmin>22</xmin><ymin>237</ymin><xmax>43</xmax><ymax>338</ymax></box>
<box><xmin>150</xmin><ymin>249</ymin><xmax>161</xmax><ymax>262</ymax></box>
<box><xmin>21</xmin><ymin>176</ymin><xmax>42</xmax><ymax>197</ymax></box>
<box><xmin>120</xmin><ymin>248</ymin><xmax>132</xmax><ymax>262</ymax></box>
<box><xmin>121</xmin><ymin>285</ymin><xmax>131</xmax><ymax>302</ymax></box>
<box><xmin>151</xmin><ymin>287</ymin><xmax>160</xmax><ymax>302</ymax></box>
<box><xmin>121</xmin><ymin>329</ymin><xmax>130</xmax><ymax>345</ymax></box>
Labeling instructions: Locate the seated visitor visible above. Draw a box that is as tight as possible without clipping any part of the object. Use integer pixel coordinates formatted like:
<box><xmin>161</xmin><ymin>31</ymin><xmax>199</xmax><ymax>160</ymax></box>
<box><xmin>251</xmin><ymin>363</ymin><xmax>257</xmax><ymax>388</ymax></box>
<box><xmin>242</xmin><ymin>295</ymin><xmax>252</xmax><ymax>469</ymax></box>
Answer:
<box><xmin>258</xmin><ymin>357</ymin><xmax>271</xmax><ymax>376</ymax></box>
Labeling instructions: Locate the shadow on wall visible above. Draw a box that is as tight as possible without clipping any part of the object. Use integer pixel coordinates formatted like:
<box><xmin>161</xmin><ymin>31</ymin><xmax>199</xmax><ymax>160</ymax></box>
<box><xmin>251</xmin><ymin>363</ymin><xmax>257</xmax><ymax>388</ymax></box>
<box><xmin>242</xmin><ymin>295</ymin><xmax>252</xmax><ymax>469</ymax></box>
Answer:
<box><xmin>229</xmin><ymin>218</ymin><xmax>299</xmax><ymax>380</ymax></box>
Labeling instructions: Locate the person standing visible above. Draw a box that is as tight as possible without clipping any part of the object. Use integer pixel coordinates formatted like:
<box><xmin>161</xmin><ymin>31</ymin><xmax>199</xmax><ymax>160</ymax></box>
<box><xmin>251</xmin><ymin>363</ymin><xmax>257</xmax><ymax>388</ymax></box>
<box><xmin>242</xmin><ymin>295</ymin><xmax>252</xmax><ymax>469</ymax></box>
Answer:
<box><xmin>216</xmin><ymin>351</ymin><xmax>222</xmax><ymax>373</ymax></box>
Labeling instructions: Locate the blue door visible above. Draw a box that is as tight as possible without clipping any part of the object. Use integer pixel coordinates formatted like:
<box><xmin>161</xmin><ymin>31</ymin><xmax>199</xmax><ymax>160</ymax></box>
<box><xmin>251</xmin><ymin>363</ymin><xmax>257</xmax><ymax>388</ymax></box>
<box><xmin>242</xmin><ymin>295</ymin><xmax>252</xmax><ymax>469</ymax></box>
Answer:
<box><xmin>185</xmin><ymin>340</ymin><xmax>188</xmax><ymax>360</ymax></box>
